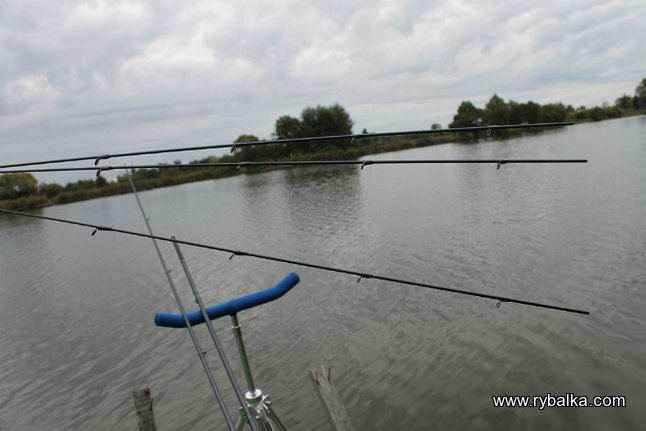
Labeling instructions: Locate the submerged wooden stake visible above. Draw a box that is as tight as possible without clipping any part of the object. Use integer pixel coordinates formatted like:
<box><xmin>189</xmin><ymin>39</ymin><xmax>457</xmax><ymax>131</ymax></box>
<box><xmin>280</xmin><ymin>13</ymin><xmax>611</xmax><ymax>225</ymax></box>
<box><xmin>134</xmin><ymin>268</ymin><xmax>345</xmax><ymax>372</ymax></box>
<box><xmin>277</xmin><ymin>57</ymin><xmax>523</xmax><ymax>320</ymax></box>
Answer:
<box><xmin>133</xmin><ymin>388</ymin><xmax>157</xmax><ymax>431</ymax></box>
<box><xmin>310</xmin><ymin>365</ymin><xmax>355</xmax><ymax>431</ymax></box>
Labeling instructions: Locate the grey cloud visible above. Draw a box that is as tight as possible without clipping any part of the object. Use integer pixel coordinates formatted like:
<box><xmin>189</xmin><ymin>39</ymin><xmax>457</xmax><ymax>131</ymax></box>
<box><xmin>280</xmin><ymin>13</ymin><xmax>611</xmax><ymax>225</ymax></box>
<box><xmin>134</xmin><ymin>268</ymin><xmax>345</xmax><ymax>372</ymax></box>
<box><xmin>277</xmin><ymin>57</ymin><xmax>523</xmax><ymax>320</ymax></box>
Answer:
<box><xmin>1</xmin><ymin>0</ymin><xmax>645</xmax><ymax>181</ymax></box>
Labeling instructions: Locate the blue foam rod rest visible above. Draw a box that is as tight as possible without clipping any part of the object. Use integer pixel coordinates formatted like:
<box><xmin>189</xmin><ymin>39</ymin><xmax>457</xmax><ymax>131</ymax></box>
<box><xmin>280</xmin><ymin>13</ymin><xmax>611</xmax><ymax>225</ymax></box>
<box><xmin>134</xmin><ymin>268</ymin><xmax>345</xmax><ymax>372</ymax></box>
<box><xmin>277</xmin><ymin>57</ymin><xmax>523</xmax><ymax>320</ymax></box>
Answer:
<box><xmin>155</xmin><ymin>272</ymin><xmax>300</xmax><ymax>328</ymax></box>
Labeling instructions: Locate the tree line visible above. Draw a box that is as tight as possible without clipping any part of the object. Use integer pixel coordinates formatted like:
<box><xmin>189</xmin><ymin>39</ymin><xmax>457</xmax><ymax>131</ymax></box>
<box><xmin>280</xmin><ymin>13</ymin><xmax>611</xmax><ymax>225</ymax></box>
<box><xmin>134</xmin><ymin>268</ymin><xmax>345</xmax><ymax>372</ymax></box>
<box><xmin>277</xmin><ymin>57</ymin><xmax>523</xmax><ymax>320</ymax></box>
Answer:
<box><xmin>450</xmin><ymin>77</ymin><xmax>646</xmax><ymax>128</ymax></box>
<box><xmin>2</xmin><ymin>78</ymin><xmax>645</xmax><ymax>210</ymax></box>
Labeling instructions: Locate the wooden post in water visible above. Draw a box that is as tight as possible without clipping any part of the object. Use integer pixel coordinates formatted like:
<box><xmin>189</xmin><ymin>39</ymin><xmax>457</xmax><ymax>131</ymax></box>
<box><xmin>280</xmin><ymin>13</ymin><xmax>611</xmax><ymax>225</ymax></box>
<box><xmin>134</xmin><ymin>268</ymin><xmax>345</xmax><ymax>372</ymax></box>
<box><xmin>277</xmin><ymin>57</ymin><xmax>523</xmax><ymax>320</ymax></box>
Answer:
<box><xmin>133</xmin><ymin>388</ymin><xmax>157</xmax><ymax>431</ymax></box>
<box><xmin>309</xmin><ymin>365</ymin><xmax>355</xmax><ymax>431</ymax></box>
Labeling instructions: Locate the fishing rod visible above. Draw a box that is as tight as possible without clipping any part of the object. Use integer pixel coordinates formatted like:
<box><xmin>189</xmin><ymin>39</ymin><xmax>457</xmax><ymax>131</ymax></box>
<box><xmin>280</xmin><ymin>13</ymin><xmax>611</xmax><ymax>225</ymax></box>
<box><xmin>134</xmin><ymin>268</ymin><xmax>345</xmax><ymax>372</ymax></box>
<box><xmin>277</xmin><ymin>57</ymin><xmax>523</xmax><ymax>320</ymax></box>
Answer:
<box><xmin>0</xmin><ymin>158</ymin><xmax>588</xmax><ymax>176</ymax></box>
<box><xmin>126</xmin><ymin>173</ymin><xmax>258</xmax><ymax>431</ymax></box>
<box><xmin>0</xmin><ymin>208</ymin><xmax>590</xmax><ymax>316</ymax></box>
<box><xmin>0</xmin><ymin>122</ymin><xmax>573</xmax><ymax>169</ymax></box>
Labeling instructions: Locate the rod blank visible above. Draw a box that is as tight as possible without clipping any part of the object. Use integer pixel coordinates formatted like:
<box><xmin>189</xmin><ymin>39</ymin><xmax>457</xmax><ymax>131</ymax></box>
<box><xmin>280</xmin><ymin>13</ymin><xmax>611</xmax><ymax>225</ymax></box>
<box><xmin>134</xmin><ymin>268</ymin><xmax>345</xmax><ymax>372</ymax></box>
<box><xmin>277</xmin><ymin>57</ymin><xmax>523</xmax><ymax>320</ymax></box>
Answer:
<box><xmin>0</xmin><ymin>122</ymin><xmax>573</xmax><ymax>169</ymax></box>
<box><xmin>0</xmin><ymin>158</ymin><xmax>588</xmax><ymax>174</ymax></box>
<box><xmin>126</xmin><ymin>175</ymin><xmax>237</xmax><ymax>430</ymax></box>
<box><xmin>0</xmin><ymin>208</ymin><xmax>590</xmax><ymax>316</ymax></box>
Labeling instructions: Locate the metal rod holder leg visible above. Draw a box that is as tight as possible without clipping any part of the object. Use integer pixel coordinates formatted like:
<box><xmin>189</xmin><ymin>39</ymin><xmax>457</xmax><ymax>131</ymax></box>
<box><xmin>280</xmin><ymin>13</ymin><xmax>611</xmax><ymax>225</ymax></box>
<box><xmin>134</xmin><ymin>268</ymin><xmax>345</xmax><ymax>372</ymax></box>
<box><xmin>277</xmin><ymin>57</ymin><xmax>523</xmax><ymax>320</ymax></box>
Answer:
<box><xmin>230</xmin><ymin>314</ymin><xmax>287</xmax><ymax>431</ymax></box>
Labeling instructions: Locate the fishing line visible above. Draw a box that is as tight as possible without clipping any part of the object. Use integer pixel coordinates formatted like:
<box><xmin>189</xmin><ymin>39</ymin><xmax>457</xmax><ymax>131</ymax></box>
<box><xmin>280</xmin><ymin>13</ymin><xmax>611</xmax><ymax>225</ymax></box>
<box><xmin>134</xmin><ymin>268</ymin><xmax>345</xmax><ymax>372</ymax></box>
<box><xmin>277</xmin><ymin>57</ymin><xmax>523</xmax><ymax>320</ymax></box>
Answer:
<box><xmin>0</xmin><ymin>122</ymin><xmax>573</xmax><ymax>169</ymax></box>
<box><xmin>0</xmin><ymin>158</ymin><xmax>588</xmax><ymax>175</ymax></box>
<box><xmin>0</xmin><ymin>208</ymin><xmax>590</xmax><ymax>315</ymax></box>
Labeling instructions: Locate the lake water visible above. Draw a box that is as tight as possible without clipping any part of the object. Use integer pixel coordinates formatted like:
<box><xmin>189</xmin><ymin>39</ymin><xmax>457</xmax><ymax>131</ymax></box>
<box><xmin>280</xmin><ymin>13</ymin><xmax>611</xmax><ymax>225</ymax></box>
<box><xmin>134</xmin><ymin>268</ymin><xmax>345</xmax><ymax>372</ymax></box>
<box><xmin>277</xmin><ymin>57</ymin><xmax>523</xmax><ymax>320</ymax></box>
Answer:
<box><xmin>1</xmin><ymin>116</ymin><xmax>645</xmax><ymax>430</ymax></box>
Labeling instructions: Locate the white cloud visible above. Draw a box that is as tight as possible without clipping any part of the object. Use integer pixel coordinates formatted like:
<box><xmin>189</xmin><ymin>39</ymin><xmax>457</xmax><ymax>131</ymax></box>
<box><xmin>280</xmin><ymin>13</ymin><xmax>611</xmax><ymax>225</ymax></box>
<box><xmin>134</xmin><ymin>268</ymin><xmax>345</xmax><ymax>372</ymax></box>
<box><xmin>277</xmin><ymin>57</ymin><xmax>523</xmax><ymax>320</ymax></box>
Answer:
<box><xmin>6</xmin><ymin>74</ymin><xmax>59</xmax><ymax>113</ymax></box>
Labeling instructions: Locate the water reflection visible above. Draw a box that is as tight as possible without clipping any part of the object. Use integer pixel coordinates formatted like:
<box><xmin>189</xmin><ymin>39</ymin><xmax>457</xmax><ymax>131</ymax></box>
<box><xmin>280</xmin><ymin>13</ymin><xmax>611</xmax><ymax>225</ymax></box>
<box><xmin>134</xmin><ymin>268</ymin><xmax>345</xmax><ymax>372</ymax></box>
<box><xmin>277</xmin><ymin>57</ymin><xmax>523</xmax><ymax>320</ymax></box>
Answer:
<box><xmin>0</xmin><ymin>207</ymin><xmax>46</xmax><ymax>229</ymax></box>
<box><xmin>239</xmin><ymin>166</ymin><xmax>364</xmax><ymax>265</ymax></box>
<box><xmin>283</xmin><ymin>165</ymin><xmax>361</xmax><ymax>233</ymax></box>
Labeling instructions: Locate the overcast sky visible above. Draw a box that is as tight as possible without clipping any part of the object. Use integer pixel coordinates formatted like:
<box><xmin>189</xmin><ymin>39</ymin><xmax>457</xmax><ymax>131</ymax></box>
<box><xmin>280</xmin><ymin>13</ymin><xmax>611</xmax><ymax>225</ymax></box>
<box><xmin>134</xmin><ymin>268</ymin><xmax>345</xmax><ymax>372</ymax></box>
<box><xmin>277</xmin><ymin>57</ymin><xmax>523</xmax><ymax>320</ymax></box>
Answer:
<box><xmin>1</xmin><ymin>0</ymin><xmax>645</xmax><ymax>182</ymax></box>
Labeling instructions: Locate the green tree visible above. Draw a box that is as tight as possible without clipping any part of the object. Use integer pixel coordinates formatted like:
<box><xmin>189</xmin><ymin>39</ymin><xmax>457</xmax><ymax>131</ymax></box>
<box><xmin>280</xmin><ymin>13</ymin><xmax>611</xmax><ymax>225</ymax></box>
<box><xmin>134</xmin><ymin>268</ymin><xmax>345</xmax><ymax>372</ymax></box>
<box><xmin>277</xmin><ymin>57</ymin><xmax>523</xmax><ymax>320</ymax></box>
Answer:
<box><xmin>574</xmin><ymin>106</ymin><xmax>589</xmax><ymax>120</ymax></box>
<box><xmin>235</xmin><ymin>134</ymin><xmax>259</xmax><ymax>144</ymax></box>
<box><xmin>589</xmin><ymin>107</ymin><xmax>604</xmax><ymax>121</ymax></box>
<box><xmin>95</xmin><ymin>175</ymin><xmax>108</xmax><ymax>187</ymax></box>
<box><xmin>540</xmin><ymin>103</ymin><xmax>567</xmax><ymax>122</ymax></box>
<box><xmin>273</xmin><ymin>115</ymin><xmax>302</xmax><ymax>157</ymax></box>
<box><xmin>636</xmin><ymin>78</ymin><xmax>646</xmax><ymax>104</ymax></box>
<box><xmin>299</xmin><ymin>104</ymin><xmax>354</xmax><ymax>151</ymax></box>
<box><xmin>39</xmin><ymin>182</ymin><xmax>64</xmax><ymax>198</ymax></box>
<box><xmin>273</xmin><ymin>104</ymin><xmax>354</xmax><ymax>154</ymax></box>
<box><xmin>274</xmin><ymin>115</ymin><xmax>302</xmax><ymax>140</ymax></box>
<box><xmin>64</xmin><ymin>178</ymin><xmax>99</xmax><ymax>192</ymax></box>
<box><xmin>483</xmin><ymin>94</ymin><xmax>510</xmax><ymax>125</ymax></box>
<box><xmin>520</xmin><ymin>101</ymin><xmax>541</xmax><ymax>123</ymax></box>
<box><xmin>449</xmin><ymin>101</ymin><xmax>484</xmax><ymax>128</ymax></box>
<box><xmin>234</xmin><ymin>134</ymin><xmax>262</xmax><ymax>161</ymax></box>
<box><xmin>0</xmin><ymin>173</ymin><xmax>38</xmax><ymax>200</ymax></box>
<box><xmin>508</xmin><ymin>100</ymin><xmax>522</xmax><ymax>124</ymax></box>
<box><xmin>615</xmin><ymin>94</ymin><xmax>632</xmax><ymax>109</ymax></box>
<box><xmin>300</xmin><ymin>104</ymin><xmax>353</xmax><ymax>136</ymax></box>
